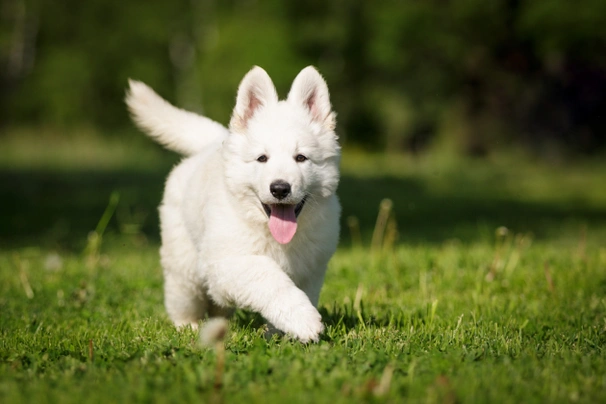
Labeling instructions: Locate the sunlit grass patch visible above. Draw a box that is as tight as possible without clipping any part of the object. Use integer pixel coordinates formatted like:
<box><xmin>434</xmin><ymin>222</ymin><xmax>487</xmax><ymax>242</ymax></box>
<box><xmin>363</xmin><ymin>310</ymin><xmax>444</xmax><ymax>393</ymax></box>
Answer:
<box><xmin>1</xmin><ymin>131</ymin><xmax>605</xmax><ymax>402</ymax></box>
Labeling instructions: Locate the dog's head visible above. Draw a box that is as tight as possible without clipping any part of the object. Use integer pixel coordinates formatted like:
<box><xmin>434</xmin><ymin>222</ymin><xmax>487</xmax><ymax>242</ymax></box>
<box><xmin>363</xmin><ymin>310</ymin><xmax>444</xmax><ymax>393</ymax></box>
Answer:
<box><xmin>223</xmin><ymin>66</ymin><xmax>340</xmax><ymax>244</ymax></box>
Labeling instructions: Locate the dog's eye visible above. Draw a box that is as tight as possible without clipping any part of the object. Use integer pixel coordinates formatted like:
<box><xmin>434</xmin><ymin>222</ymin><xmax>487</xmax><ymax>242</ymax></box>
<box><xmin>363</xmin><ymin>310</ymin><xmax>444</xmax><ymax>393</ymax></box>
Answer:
<box><xmin>295</xmin><ymin>154</ymin><xmax>307</xmax><ymax>163</ymax></box>
<box><xmin>257</xmin><ymin>155</ymin><xmax>268</xmax><ymax>163</ymax></box>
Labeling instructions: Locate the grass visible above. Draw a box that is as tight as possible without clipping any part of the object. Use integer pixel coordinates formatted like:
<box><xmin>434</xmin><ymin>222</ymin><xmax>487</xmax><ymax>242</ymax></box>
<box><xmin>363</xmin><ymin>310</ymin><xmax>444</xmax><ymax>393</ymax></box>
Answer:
<box><xmin>1</xmin><ymin>128</ymin><xmax>606</xmax><ymax>403</ymax></box>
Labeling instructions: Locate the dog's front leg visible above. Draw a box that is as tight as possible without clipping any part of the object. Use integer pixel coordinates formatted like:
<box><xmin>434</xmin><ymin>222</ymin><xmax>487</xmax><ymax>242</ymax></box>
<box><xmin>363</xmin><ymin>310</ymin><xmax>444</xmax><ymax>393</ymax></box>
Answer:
<box><xmin>203</xmin><ymin>255</ymin><xmax>324</xmax><ymax>343</ymax></box>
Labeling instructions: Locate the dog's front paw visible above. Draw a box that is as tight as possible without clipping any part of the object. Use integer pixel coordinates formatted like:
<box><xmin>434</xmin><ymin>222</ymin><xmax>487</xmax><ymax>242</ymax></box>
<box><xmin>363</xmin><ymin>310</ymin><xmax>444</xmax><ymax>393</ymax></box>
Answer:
<box><xmin>270</xmin><ymin>303</ymin><xmax>324</xmax><ymax>343</ymax></box>
<box><xmin>292</xmin><ymin>308</ymin><xmax>324</xmax><ymax>343</ymax></box>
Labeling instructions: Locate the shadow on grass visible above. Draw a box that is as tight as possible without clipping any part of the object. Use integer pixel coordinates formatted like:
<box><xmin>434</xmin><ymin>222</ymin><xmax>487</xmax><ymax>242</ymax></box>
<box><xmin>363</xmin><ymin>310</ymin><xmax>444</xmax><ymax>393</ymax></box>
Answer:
<box><xmin>1</xmin><ymin>165</ymin><xmax>605</xmax><ymax>250</ymax></box>
<box><xmin>0</xmin><ymin>168</ymin><xmax>167</xmax><ymax>250</ymax></box>
<box><xmin>230</xmin><ymin>305</ymin><xmax>411</xmax><ymax>342</ymax></box>
<box><xmin>338</xmin><ymin>175</ymin><xmax>606</xmax><ymax>245</ymax></box>
<box><xmin>230</xmin><ymin>306</ymin><xmax>390</xmax><ymax>342</ymax></box>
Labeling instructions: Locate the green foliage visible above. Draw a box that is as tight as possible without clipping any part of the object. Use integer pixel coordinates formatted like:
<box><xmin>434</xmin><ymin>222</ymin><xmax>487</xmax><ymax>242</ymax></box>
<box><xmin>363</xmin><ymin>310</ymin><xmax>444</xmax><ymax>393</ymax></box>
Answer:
<box><xmin>1</xmin><ymin>133</ymin><xmax>606</xmax><ymax>402</ymax></box>
<box><xmin>518</xmin><ymin>0</ymin><xmax>606</xmax><ymax>58</ymax></box>
<box><xmin>3</xmin><ymin>0</ymin><xmax>606</xmax><ymax>153</ymax></box>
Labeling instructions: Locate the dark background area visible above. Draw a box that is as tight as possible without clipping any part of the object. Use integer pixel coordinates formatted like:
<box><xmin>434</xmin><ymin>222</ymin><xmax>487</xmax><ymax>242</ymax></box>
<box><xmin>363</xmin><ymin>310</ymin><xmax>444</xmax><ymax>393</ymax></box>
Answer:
<box><xmin>2</xmin><ymin>0</ymin><xmax>606</xmax><ymax>157</ymax></box>
<box><xmin>2</xmin><ymin>0</ymin><xmax>606</xmax><ymax>251</ymax></box>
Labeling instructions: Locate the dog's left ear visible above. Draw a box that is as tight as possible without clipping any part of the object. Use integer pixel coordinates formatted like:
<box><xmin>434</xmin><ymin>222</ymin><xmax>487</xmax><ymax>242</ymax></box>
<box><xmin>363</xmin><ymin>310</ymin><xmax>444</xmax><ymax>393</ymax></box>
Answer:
<box><xmin>288</xmin><ymin>66</ymin><xmax>335</xmax><ymax>131</ymax></box>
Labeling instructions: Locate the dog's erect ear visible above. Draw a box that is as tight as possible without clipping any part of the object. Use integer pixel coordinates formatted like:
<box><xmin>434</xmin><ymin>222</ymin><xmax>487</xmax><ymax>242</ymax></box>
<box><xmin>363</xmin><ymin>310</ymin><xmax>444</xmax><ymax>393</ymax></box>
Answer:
<box><xmin>287</xmin><ymin>66</ymin><xmax>335</xmax><ymax>131</ymax></box>
<box><xmin>230</xmin><ymin>66</ymin><xmax>278</xmax><ymax>132</ymax></box>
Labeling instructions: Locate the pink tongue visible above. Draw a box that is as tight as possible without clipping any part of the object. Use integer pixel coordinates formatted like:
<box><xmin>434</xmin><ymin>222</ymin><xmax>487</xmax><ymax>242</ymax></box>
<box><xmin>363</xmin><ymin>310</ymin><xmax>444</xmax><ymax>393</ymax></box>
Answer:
<box><xmin>268</xmin><ymin>204</ymin><xmax>298</xmax><ymax>244</ymax></box>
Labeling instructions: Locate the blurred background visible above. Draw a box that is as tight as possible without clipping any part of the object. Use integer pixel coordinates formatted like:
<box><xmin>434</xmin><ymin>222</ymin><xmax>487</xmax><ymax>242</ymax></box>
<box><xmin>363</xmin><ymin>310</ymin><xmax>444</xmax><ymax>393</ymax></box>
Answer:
<box><xmin>2</xmin><ymin>0</ymin><xmax>606</xmax><ymax>250</ymax></box>
<box><xmin>3</xmin><ymin>0</ymin><xmax>606</xmax><ymax>156</ymax></box>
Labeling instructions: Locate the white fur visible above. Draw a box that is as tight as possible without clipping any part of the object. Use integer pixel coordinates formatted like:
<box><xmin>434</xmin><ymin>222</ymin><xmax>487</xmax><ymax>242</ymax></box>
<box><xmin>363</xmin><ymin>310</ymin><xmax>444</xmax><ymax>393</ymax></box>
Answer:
<box><xmin>126</xmin><ymin>66</ymin><xmax>341</xmax><ymax>343</ymax></box>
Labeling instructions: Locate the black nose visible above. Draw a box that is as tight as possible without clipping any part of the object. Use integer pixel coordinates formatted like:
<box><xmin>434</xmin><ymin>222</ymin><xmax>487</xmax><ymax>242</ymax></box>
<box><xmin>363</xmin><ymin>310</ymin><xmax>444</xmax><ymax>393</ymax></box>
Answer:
<box><xmin>270</xmin><ymin>180</ymin><xmax>291</xmax><ymax>200</ymax></box>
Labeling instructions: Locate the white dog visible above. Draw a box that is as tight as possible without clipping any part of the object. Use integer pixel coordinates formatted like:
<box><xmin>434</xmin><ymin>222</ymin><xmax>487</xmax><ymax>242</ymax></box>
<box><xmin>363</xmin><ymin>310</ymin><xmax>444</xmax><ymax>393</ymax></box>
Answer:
<box><xmin>126</xmin><ymin>66</ymin><xmax>340</xmax><ymax>342</ymax></box>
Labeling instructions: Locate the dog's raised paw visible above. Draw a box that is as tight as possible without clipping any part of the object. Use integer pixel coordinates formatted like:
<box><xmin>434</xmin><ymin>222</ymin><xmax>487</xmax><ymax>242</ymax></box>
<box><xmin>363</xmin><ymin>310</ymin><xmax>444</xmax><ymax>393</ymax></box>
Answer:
<box><xmin>279</xmin><ymin>304</ymin><xmax>324</xmax><ymax>343</ymax></box>
<box><xmin>295</xmin><ymin>319</ymin><xmax>325</xmax><ymax>344</ymax></box>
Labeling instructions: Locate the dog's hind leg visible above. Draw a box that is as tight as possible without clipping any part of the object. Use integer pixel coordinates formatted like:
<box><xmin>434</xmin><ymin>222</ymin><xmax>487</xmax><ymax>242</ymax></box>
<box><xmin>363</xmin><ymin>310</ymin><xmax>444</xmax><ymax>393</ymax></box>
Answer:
<box><xmin>163</xmin><ymin>271</ymin><xmax>208</xmax><ymax>329</ymax></box>
<box><xmin>159</xmin><ymin>200</ymin><xmax>209</xmax><ymax>328</ymax></box>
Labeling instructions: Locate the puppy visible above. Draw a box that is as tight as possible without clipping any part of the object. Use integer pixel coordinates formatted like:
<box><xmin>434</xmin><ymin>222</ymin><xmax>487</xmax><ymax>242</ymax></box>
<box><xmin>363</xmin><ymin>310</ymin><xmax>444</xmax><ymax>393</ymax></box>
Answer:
<box><xmin>126</xmin><ymin>66</ymin><xmax>340</xmax><ymax>342</ymax></box>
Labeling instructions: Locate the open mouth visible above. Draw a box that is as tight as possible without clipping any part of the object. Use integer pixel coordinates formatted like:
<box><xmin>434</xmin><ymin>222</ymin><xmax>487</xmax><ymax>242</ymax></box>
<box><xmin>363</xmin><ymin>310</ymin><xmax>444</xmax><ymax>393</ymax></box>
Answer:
<box><xmin>262</xmin><ymin>197</ymin><xmax>307</xmax><ymax>245</ymax></box>
<box><xmin>262</xmin><ymin>196</ymin><xmax>307</xmax><ymax>218</ymax></box>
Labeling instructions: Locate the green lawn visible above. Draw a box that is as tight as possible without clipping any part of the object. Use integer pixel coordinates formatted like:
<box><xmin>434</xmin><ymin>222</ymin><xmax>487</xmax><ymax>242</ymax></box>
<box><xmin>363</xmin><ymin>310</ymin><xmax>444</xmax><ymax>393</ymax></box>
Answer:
<box><xmin>1</xmin><ymin>130</ymin><xmax>605</xmax><ymax>403</ymax></box>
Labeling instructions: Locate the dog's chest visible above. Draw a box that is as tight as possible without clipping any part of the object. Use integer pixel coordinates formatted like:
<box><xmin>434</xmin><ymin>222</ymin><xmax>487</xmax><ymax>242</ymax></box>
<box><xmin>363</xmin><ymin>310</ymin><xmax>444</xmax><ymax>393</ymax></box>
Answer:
<box><xmin>261</xmin><ymin>238</ymin><xmax>326</xmax><ymax>286</ymax></box>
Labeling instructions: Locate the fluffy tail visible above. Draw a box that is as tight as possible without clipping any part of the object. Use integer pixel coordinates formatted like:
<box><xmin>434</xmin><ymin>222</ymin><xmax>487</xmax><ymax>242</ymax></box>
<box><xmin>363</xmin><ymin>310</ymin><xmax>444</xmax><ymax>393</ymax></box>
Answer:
<box><xmin>125</xmin><ymin>80</ymin><xmax>229</xmax><ymax>156</ymax></box>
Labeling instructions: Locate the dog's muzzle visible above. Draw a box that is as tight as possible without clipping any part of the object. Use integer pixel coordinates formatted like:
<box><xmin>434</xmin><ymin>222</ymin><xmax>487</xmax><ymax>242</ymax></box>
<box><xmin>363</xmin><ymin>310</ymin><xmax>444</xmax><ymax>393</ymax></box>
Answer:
<box><xmin>262</xmin><ymin>196</ymin><xmax>307</xmax><ymax>218</ymax></box>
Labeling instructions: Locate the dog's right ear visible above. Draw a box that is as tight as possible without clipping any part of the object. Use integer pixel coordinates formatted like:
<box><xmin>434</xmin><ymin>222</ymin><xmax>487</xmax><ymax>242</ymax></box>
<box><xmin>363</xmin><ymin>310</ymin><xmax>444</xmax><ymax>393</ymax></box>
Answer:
<box><xmin>230</xmin><ymin>66</ymin><xmax>278</xmax><ymax>132</ymax></box>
